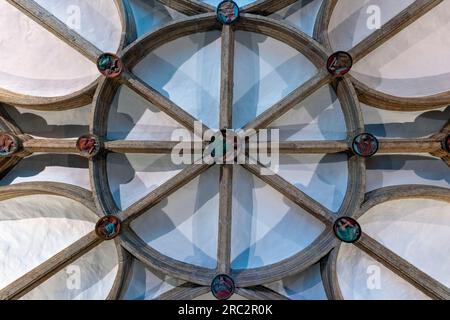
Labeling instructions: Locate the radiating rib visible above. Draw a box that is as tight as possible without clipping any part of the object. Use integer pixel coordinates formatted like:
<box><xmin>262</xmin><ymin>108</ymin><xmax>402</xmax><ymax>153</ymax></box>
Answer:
<box><xmin>121</xmin><ymin>71</ymin><xmax>209</xmax><ymax>136</ymax></box>
<box><xmin>220</xmin><ymin>25</ymin><xmax>235</xmax><ymax>130</ymax></box>
<box><xmin>5</xmin><ymin>0</ymin><xmax>102</xmax><ymax>63</ymax></box>
<box><xmin>217</xmin><ymin>165</ymin><xmax>233</xmax><ymax>274</ymax></box>
<box><xmin>249</xmin><ymin>141</ymin><xmax>349</xmax><ymax>154</ymax></box>
<box><xmin>236</xmin><ymin>287</ymin><xmax>289</xmax><ymax>300</ymax></box>
<box><xmin>252</xmin><ymin>139</ymin><xmax>446</xmax><ymax>155</ymax></box>
<box><xmin>157</xmin><ymin>284</ymin><xmax>210</xmax><ymax>300</ymax></box>
<box><xmin>0</xmin><ymin>231</ymin><xmax>102</xmax><ymax>300</ymax></box>
<box><xmin>242</xmin><ymin>70</ymin><xmax>331</xmax><ymax>132</ymax></box>
<box><xmin>22</xmin><ymin>139</ymin><xmax>78</xmax><ymax>154</ymax></box>
<box><xmin>118</xmin><ymin>163</ymin><xmax>213</xmax><ymax>222</ymax></box>
<box><xmin>241</xmin><ymin>0</ymin><xmax>298</xmax><ymax>16</ymax></box>
<box><xmin>0</xmin><ymin>157</ymin><xmax>22</xmax><ymax>180</ymax></box>
<box><xmin>378</xmin><ymin>139</ymin><xmax>443</xmax><ymax>154</ymax></box>
<box><xmin>157</xmin><ymin>0</ymin><xmax>214</xmax><ymax>16</ymax></box>
<box><xmin>105</xmin><ymin>140</ymin><xmax>206</xmax><ymax>154</ymax></box>
<box><xmin>356</xmin><ymin>233</ymin><xmax>450</xmax><ymax>300</ymax></box>
<box><xmin>242</xmin><ymin>162</ymin><xmax>335</xmax><ymax>225</ymax></box>
<box><xmin>349</xmin><ymin>0</ymin><xmax>443</xmax><ymax>63</ymax></box>
<box><xmin>0</xmin><ymin>112</ymin><xmax>22</xmax><ymax>134</ymax></box>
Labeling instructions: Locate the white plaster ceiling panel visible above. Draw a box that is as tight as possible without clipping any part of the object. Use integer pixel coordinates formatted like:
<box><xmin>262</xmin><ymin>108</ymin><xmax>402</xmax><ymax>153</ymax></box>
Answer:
<box><xmin>0</xmin><ymin>195</ymin><xmax>95</xmax><ymax>290</ymax></box>
<box><xmin>122</xmin><ymin>259</ymin><xmax>186</xmax><ymax>300</ymax></box>
<box><xmin>366</xmin><ymin>154</ymin><xmax>450</xmax><ymax>192</ymax></box>
<box><xmin>1</xmin><ymin>105</ymin><xmax>91</xmax><ymax>139</ymax></box>
<box><xmin>270</xmin><ymin>0</ymin><xmax>323</xmax><ymax>37</ymax></box>
<box><xmin>133</xmin><ymin>31</ymin><xmax>222</xmax><ymax>130</ymax></box>
<box><xmin>107</xmin><ymin>153</ymin><xmax>186</xmax><ymax>210</ymax></box>
<box><xmin>107</xmin><ymin>85</ymin><xmax>187</xmax><ymax>141</ymax></box>
<box><xmin>359</xmin><ymin>199</ymin><xmax>450</xmax><ymax>287</ymax></box>
<box><xmin>328</xmin><ymin>0</ymin><xmax>415</xmax><ymax>52</ymax></box>
<box><xmin>231</xmin><ymin>166</ymin><xmax>325</xmax><ymax>269</ymax></box>
<box><xmin>337</xmin><ymin>243</ymin><xmax>430</xmax><ymax>300</ymax></box>
<box><xmin>233</xmin><ymin>31</ymin><xmax>317</xmax><ymax>129</ymax></box>
<box><xmin>363</xmin><ymin>104</ymin><xmax>450</xmax><ymax>139</ymax></box>
<box><xmin>264</xmin><ymin>263</ymin><xmax>328</xmax><ymax>300</ymax></box>
<box><xmin>33</xmin><ymin>0</ymin><xmax>122</xmax><ymax>53</ymax></box>
<box><xmin>21</xmin><ymin>240</ymin><xmax>119</xmax><ymax>300</ymax></box>
<box><xmin>129</xmin><ymin>0</ymin><xmax>185</xmax><ymax>37</ymax></box>
<box><xmin>130</xmin><ymin>166</ymin><xmax>220</xmax><ymax>269</ymax></box>
<box><xmin>0</xmin><ymin>154</ymin><xmax>91</xmax><ymax>190</ymax></box>
<box><xmin>268</xmin><ymin>85</ymin><xmax>347</xmax><ymax>141</ymax></box>
<box><xmin>276</xmin><ymin>154</ymin><xmax>348</xmax><ymax>212</ymax></box>
<box><xmin>351</xmin><ymin>1</ymin><xmax>450</xmax><ymax>97</ymax></box>
<box><xmin>0</xmin><ymin>1</ymin><xmax>118</xmax><ymax>97</ymax></box>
